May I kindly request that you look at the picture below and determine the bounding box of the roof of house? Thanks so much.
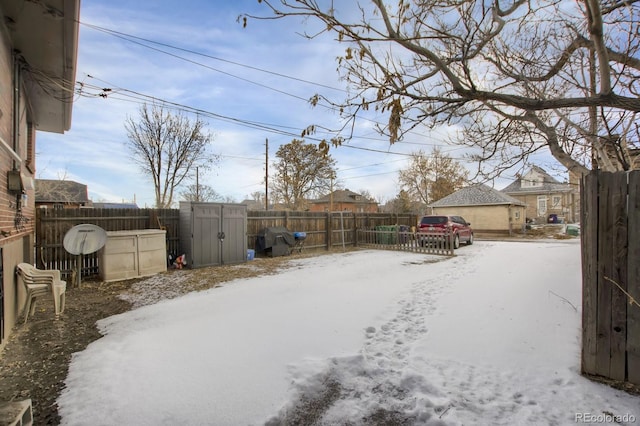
[35,179,88,203]
[501,166,573,193]
[313,189,377,204]
[429,184,526,207]
[3,0,80,133]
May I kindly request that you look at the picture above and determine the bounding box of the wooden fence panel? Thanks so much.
[330,212,354,249]
[284,212,329,251]
[36,208,179,277]
[600,173,628,381]
[246,211,329,251]
[245,211,418,252]
[582,171,640,386]
[627,171,640,384]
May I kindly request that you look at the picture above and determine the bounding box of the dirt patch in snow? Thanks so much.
[0,254,305,425]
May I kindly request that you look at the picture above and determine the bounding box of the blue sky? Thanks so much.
[36,0,563,207]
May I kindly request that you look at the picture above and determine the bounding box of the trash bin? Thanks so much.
[375,225,397,244]
[566,224,580,236]
[399,225,410,243]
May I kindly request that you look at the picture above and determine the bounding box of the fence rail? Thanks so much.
[35,208,419,279]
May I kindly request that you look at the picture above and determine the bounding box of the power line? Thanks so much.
[337,158,407,172]
[341,169,400,180]
[79,21,345,93]
[78,21,336,106]
[78,76,425,159]
[78,21,461,151]
[32,21,472,159]
[81,76,483,165]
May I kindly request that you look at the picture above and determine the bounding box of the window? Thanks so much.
[420,216,447,225]
[537,196,547,215]
[552,196,561,207]
[522,174,542,188]
[514,211,520,220]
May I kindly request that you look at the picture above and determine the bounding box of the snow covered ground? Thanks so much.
[57,240,639,425]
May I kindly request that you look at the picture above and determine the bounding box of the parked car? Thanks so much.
[418,215,474,249]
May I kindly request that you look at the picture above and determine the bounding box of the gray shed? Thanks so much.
[179,202,247,268]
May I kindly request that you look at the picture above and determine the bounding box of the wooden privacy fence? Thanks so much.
[581,170,640,386]
[36,208,180,277]
[246,211,418,251]
[36,208,418,279]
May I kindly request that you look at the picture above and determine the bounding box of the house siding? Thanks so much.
[432,205,526,235]
[309,190,379,213]
[502,168,580,223]
[507,191,577,223]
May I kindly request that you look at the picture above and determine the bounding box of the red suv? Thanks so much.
[418,215,474,249]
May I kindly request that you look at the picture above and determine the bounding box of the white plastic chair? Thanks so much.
[16,263,67,323]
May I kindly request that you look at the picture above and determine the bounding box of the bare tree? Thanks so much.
[245,1,640,177]
[399,148,469,207]
[125,104,218,208]
[248,191,267,209]
[180,184,222,202]
[386,189,421,214]
[272,139,337,210]
[356,188,376,202]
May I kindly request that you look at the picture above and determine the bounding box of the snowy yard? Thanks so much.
[57,240,639,425]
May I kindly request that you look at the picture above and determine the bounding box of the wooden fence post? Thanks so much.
[325,212,331,251]
[581,172,598,376]
[352,212,357,247]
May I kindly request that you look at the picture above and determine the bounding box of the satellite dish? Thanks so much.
[63,224,107,288]
[63,224,107,255]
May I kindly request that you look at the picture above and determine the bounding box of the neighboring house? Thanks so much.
[501,166,579,223]
[308,189,378,213]
[240,199,267,211]
[0,1,80,348]
[35,179,88,209]
[428,184,526,236]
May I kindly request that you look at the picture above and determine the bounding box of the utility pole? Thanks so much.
[265,138,269,210]
[329,175,334,212]
[196,167,199,201]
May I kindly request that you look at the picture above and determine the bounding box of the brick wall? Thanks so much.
[0,27,37,348]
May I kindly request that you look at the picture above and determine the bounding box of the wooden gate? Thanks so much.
[581,170,640,386]
[356,227,455,256]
